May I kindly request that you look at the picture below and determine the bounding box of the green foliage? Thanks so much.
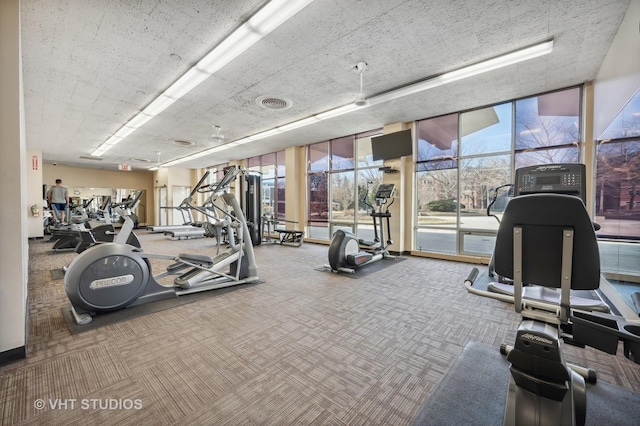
[426,199,465,212]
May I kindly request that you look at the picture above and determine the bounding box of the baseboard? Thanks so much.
[0,346,26,366]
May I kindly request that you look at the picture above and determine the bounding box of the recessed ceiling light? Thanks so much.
[172,139,196,147]
[255,95,293,111]
[130,158,151,162]
[79,155,103,161]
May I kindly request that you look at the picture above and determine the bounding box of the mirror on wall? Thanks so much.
[44,186,147,226]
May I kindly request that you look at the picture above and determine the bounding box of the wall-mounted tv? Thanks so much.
[371,129,413,161]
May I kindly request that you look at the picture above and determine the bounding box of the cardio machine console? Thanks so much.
[515,163,586,204]
[374,184,396,200]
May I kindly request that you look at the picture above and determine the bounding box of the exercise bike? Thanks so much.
[466,164,610,313]
[326,183,396,274]
[465,164,640,425]
[64,166,259,325]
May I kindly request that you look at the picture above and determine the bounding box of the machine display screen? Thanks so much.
[514,163,586,204]
[536,175,560,185]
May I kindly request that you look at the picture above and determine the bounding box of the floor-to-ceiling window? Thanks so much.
[415,86,582,256]
[514,87,581,168]
[246,151,286,220]
[459,103,513,256]
[415,113,459,254]
[308,141,330,239]
[307,130,382,240]
[595,88,640,310]
[276,151,286,220]
[330,136,356,237]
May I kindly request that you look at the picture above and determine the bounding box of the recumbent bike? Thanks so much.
[465,164,640,425]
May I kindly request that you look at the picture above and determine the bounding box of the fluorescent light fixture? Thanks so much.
[249,0,314,35]
[126,112,154,129]
[197,0,313,73]
[441,40,554,84]
[370,40,554,106]
[225,136,256,147]
[251,128,282,139]
[142,94,177,117]
[162,148,223,168]
[197,26,263,74]
[93,0,314,157]
[164,68,212,99]
[113,125,138,139]
[368,76,447,106]
[315,103,361,120]
[151,39,553,169]
[278,116,321,131]
[202,146,229,155]
[92,136,123,156]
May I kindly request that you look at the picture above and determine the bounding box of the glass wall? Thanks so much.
[595,88,640,306]
[514,87,581,168]
[246,151,286,219]
[308,141,330,239]
[415,87,582,256]
[307,130,383,240]
[415,112,459,253]
[276,151,286,219]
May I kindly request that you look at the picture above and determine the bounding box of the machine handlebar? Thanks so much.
[487,184,513,223]
[190,171,211,196]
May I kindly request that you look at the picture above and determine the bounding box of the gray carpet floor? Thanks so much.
[1,231,639,425]
[413,341,640,426]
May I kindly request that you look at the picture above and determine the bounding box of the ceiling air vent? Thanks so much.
[255,95,293,111]
[79,155,103,161]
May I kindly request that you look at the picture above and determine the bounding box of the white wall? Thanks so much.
[593,0,640,137]
[27,150,44,238]
[167,167,195,224]
[0,0,28,357]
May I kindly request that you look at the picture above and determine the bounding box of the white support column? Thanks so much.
[381,122,413,254]
[0,0,28,363]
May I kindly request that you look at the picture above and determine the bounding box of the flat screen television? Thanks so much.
[371,129,413,161]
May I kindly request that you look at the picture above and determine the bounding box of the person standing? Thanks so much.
[47,179,70,223]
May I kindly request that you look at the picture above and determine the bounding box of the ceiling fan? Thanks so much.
[211,125,225,144]
[354,61,369,107]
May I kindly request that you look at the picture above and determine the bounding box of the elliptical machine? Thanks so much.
[326,183,396,274]
[64,166,259,325]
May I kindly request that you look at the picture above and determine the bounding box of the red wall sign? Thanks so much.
[32,155,38,170]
